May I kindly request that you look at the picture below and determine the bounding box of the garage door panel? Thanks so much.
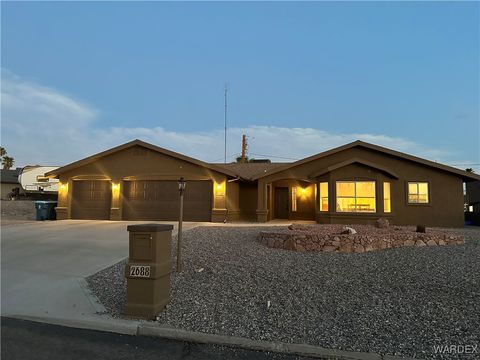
[123,180,212,221]
[72,180,111,220]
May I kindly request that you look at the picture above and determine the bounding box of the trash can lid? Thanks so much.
[127,224,174,232]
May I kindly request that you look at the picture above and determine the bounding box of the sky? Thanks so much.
[1,2,479,171]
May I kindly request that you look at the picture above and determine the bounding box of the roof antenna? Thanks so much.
[224,82,228,164]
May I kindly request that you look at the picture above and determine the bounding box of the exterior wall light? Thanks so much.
[59,183,67,191]
[178,177,186,195]
[112,183,120,190]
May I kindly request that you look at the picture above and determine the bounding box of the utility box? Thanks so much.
[124,224,173,319]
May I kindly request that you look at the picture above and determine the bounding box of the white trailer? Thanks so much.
[18,166,60,194]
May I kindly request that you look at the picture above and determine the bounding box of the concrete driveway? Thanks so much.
[1,220,202,321]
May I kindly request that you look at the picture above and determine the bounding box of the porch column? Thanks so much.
[55,177,71,220]
[212,175,228,222]
[256,179,268,222]
[110,178,121,220]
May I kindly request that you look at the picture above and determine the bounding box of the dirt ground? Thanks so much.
[1,200,37,226]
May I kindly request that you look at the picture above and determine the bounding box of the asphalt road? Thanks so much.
[1,317,314,360]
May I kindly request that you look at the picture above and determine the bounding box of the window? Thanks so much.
[336,181,376,212]
[319,182,329,211]
[383,182,391,213]
[291,187,297,212]
[408,182,429,204]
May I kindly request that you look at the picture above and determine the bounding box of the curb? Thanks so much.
[8,315,419,360]
[138,323,382,360]
[9,315,140,336]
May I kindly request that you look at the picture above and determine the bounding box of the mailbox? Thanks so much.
[124,224,173,319]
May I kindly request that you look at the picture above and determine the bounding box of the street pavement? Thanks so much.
[1,317,312,360]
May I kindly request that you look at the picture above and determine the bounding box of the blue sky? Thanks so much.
[1,2,479,170]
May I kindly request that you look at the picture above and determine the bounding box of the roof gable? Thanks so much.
[45,140,238,178]
[309,158,399,179]
[252,140,480,181]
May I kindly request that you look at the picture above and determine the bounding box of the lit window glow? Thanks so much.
[408,182,429,203]
[336,181,376,213]
[383,182,391,213]
[319,182,329,211]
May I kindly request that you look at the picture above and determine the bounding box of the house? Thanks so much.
[0,168,23,199]
[465,180,480,225]
[45,139,480,227]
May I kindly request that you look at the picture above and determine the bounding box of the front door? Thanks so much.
[274,187,289,219]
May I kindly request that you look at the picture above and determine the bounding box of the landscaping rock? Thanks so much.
[87,226,480,360]
[341,226,357,235]
[375,218,390,228]
[260,224,464,254]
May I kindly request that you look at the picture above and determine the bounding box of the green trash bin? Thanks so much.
[35,201,57,221]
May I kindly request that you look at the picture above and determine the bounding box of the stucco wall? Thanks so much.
[56,145,228,221]
[256,147,466,227]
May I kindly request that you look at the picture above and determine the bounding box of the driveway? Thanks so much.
[1,220,203,321]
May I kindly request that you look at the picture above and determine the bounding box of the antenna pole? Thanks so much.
[224,83,228,164]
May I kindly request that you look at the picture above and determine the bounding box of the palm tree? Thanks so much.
[2,156,14,170]
[0,147,5,157]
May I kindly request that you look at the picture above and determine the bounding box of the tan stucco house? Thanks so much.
[46,139,480,227]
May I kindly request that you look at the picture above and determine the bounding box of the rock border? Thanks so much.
[260,226,464,253]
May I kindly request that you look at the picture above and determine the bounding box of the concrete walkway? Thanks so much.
[1,220,202,321]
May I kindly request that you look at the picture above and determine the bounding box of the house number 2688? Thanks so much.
[129,265,151,278]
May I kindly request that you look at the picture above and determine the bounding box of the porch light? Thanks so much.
[112,183,120,190]
[216,183,222,190]
[59,183,66,191]
[178,177,186,195]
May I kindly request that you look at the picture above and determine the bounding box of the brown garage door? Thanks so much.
[71,180,112,220]
[123,180,212,221]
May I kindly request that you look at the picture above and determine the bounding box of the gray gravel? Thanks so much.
[87,225,480,360]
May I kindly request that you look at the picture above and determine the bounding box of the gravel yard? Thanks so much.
[87,225,480,359]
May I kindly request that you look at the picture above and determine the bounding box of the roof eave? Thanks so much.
[45,139,238,179]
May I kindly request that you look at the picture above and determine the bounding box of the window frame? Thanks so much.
[319,182,329,212]
[383,181,391,213]
[335,180,377,213]
[406,181,430,205]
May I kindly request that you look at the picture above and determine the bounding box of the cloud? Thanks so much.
[1,70,463,169]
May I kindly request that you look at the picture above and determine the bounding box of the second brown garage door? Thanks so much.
[122,180,212,221]
[71,180,112,220]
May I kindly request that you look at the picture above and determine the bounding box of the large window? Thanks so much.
[383,182,391,213]
[319,182,329,211]
[408,182,429,203]
[336,181,376,212]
